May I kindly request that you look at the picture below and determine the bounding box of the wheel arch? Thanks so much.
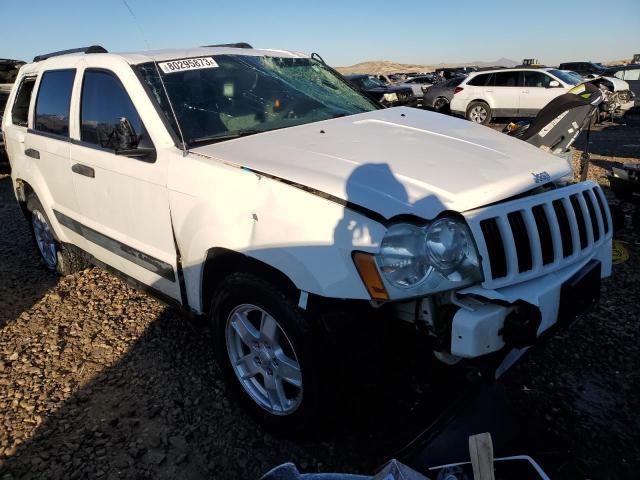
[201,247,300,314]
[467,98,492,111]
[14,178,35,218]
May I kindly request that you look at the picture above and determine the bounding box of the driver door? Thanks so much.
[69,67,180,301]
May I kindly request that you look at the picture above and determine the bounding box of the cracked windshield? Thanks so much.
[137,55,377,146]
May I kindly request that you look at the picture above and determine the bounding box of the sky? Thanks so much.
[1,0,639,66]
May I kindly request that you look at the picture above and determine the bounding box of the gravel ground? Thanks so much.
[0,112,638,479]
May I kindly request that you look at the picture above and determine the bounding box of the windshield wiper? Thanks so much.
[190,129,263,146]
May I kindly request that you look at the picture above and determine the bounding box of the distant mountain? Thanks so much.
[335,58,519,75]
[473,57,519,68]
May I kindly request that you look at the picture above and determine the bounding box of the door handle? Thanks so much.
[72,163,95,178]
[24,148,40,159]
[522,89,530,93]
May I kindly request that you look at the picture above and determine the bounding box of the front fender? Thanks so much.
[169,156,386,312]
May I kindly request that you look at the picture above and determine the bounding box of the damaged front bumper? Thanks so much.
[448,238,611,359]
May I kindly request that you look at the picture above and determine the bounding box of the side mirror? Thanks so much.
[548,80,561,88]
[103,117,156,160]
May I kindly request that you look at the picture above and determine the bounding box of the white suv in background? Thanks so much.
[450,68,581,125]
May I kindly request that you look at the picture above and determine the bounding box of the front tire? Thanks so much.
[211,273,327,433]
[466,101,492,125]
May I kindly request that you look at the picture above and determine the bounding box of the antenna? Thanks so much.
[119,0,189,156]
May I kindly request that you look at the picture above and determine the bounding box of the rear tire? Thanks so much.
[210,273,329,434]
[466,101,492,125]
[434,97,449,112]
[26,194,87,276]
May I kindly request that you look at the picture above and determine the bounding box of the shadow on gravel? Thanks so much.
[0,301,470,480]
[0,176,58,327]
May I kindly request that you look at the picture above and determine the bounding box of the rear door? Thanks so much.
[519,71,566,115]
[20,70,81,219]
[489,71,522,116]
[68,66,180,300]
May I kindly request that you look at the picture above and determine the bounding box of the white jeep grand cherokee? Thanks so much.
[1,45,612,431]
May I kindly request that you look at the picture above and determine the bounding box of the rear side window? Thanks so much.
[80,70,149,149]
[11,77,36,127]
[446,77,465,87]
[35,70,76,137]
[622,69,640,81]
[467,73,494,86]
[494,71,521,87]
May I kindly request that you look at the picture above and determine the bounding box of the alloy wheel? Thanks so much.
[32,209,57,270]
[469,105,488,123]
[225,304,303,415]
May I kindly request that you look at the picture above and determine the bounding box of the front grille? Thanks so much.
[466,183,612,288]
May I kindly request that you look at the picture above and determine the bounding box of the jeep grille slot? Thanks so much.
[480,218,507,279]
[507,211,533,272]
[593,187,609,234]
[583,190,601,242]
[569,194,589,249]
[552,200,574,257]
[532,205,555,265]
[467,183,612,289]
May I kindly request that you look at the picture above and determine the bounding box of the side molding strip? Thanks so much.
[53,210,176,282]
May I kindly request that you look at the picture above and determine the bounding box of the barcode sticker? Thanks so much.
[158,57,218,74]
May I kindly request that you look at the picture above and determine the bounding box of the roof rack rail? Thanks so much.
[202,42,253,49]
[33,45,108,63]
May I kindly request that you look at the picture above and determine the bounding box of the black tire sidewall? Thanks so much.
[210,273,325,433]
[434,97,449,112]
[467,101,491,125]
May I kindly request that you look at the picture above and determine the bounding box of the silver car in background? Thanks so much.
[422,76,466,112]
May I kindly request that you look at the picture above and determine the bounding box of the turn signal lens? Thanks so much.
[353,252,389,301]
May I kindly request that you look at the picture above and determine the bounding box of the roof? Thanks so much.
[116,47,309,65]
[468,67,556,76]
[605,64,640,71]
[26,46,309,67]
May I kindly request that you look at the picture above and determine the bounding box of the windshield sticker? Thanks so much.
[158,57,218,74]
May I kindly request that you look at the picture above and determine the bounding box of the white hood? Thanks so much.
[192,107,572,220]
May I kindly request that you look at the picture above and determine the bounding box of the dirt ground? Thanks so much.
[0,112,639,479]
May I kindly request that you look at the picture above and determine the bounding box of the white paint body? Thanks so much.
[1,47,612,363]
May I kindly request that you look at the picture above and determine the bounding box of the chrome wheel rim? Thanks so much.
[225,304,303,415]
[32,209,57,270]
[469,105,488,123]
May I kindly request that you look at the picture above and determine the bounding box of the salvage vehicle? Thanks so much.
[2,45,613,431]
[605,64,640,107]
[422,76,466,112]
[450,68,582,124]
[396,75,433,101]
[344,74,415,106]
[558,61,607,78]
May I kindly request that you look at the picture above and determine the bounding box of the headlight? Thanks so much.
[383,92,398,103]
[377,218,482,293]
